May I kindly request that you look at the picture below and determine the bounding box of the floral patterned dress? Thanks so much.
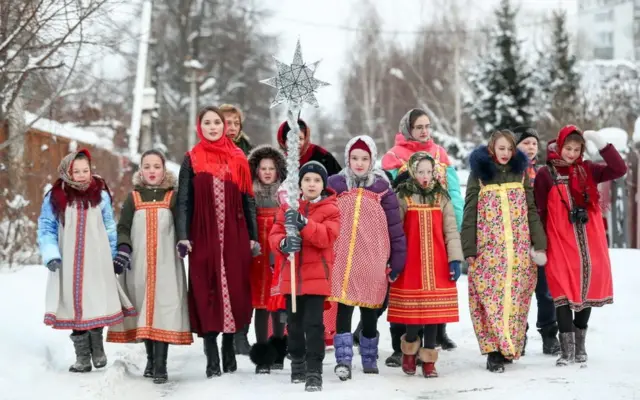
[467,180,536,359]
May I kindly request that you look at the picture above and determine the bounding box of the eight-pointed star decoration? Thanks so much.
[260,39,330,109]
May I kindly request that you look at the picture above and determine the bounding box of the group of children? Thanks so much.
[37,105,626,392]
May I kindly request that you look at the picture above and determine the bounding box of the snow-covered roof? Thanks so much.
[25,112,114,151]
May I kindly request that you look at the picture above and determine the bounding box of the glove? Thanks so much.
[113,245,132,275]
[46,259,62,272]
[449,261,461,282]
[280,234,302,254]
[530,248,547,266]
[387,267,399,283]
[251,241,262,257]
[284,209,307,231]
[583,130,608,152]
[176,240,192,259]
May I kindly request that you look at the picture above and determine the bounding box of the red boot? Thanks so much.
[400,335,420,375]
[419,348,439,378]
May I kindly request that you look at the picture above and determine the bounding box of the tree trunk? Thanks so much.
[6,96,26,195]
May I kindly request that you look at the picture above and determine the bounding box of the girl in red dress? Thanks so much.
[247,145,288,374]
[388,152,463,378]
[534,126,627,366]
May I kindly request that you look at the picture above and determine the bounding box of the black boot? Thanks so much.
[539,324,561,355]
[385,324,404,367]
[305,371,323,392]
[143,340,154,378]
[222,333,237,373]
[269,335,287,370]
[233,324,251,356]
[249,342,277,374]
[203,335,221,378]
[69,331,92,373]
[153,341,169,384]
[290,358,306,383]
[436,324,456,350]
[522,323,529,356]
[486,352,505,373]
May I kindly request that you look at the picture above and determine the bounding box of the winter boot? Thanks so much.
[249,342,277,374]
[435,324,457,350]
[290,358,306,384]
[143,340,154,378]
[538,324,561,355]
[233,324,251,356]
[221,333,237,373]
[574,326,588,363]
[486,352,505,373]
[556,332,575,367]
[69,332,92,373]
[203,335,221,378]
[385,324,404,367]
[400,334,421,376]
[305,371,323,392]
[88,327,107,368]
[269,335,287,370]
[153,341,169,384]
[522,323,529,356]
[359,333,379,374]
[418,348,439,378]
[333,332,353,381]
[352,321,363,347]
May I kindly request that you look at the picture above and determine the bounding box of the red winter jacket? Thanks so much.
[269,189,341,296]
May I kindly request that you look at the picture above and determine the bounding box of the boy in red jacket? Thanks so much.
[270,161,341,392]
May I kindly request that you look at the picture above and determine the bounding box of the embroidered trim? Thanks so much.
[73,204,88,321]
[44,306,137,330]
[553,296,613,311]
[106,327,193,345]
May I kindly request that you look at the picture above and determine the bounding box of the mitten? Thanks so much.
[113,245,131,275]
[387,267,399,283]
[583,130,608,151]
[177,240,192,259]
[280,234,302,254]
[251,241,262,257]
[284,209,307,231]
[449,261,461,282]
[46,259,62,272]
[530,248,547,266]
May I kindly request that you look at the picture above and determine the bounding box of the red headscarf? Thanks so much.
[546,125,599,209]
[188,111,253,195]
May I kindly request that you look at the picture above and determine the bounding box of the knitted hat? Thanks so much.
[348,138,371,157]
[299,161,328,189]
[513,126,540,145]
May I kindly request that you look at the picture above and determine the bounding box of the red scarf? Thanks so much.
[188,121,253,195]
[546,125,599,210]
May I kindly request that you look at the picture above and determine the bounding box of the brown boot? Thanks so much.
[556,332,575,366]
[574,327,588,363]
[400,334,420,376]
[418,348,439,377]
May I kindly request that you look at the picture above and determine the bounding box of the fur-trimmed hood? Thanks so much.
[133,169,178,189]
[469,145,529,182]
[248,144,287,182]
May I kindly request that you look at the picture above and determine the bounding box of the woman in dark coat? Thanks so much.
[176,106,258,378]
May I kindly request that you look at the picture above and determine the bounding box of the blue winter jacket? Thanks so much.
[37,190,117,265]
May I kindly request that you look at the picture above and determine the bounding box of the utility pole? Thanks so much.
[452,0,462,140]
[185,2,206,150]
[130,0,153,159]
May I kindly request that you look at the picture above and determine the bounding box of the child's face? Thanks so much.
[141,154,165,186]
[494,137,513,165]
[561,140,582,164]
[224,113,241,139]
[301,172,323,200]
[349,149,371,177]
[71,159,91,184]
[258,158,277,184]
[517,137,538,160]
[200,111,225,141]
[414,159,434,187]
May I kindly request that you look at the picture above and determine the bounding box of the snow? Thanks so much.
[596,128,629,153]
[183,59,204,70]
[25,112,114,151]
[40,144,48,151]
[6,195,29,209]
[4,249,639,399]
[633,117,640,143]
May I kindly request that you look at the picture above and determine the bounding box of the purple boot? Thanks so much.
[359,333,379,374]
[333,333,353,381]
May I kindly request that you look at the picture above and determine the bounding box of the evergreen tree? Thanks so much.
[464,0,534,138]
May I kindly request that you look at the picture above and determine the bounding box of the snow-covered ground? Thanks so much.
[2,250,639,400]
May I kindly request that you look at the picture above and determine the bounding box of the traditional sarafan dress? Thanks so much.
[37,149,136,373]
[176,115,257,376]
[106,170,192,345]
[327,135,407,377]
[461,144,546,370]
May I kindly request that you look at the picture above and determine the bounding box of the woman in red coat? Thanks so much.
[175,106,258,378]
[269,161,341,392]
[534,126,626,367]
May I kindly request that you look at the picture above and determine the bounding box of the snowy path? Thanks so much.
[1,250,639,400]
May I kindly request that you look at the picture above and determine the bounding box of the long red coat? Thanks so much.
[269,190,341,297]
[251,207,278,309]
[535,143,627,311]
